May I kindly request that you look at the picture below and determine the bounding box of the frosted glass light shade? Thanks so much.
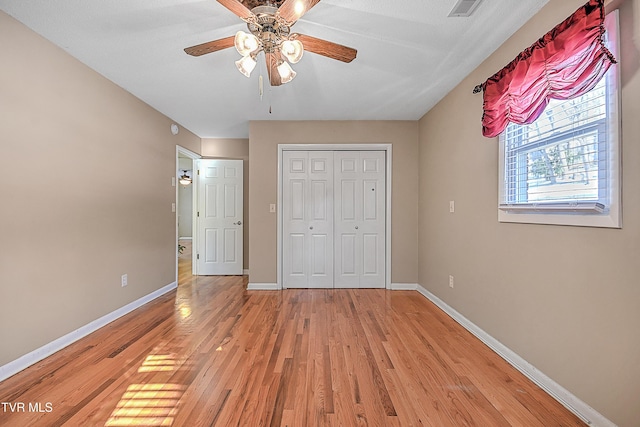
[281,39,304,64]
[277,61,296,84]
[234,31,260,56]
[236,54,257,77]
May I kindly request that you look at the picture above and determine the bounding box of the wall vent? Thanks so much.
[448,0,483,17]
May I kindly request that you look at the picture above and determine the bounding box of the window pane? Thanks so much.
[525,131,599,203]
[503,79,606,205]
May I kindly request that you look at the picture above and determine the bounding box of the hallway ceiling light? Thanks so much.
[179,170,192,186]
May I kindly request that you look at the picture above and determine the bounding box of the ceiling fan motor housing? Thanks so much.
[247,5,291,53]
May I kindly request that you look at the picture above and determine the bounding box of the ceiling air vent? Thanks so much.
[448,0,483,17]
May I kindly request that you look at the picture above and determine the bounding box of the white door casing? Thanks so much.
[334,151,386,288]
[282,151,334,288]
[196,159,243,275]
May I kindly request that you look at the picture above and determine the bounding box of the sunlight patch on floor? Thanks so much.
[137,354,181,373]
[104,383,185,427]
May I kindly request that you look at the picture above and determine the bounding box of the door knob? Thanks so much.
[355,226,359,229]
[309,226,314,230]
[235,221,242,225]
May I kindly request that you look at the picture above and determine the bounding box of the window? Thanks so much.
[498,11,620,228]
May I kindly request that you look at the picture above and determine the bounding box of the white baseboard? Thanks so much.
[415,284,615,427]
[178,237,192,241]
[243,269,249,276]
[390,283,418,290]
[247,282,280,290]
[0,281,177,383]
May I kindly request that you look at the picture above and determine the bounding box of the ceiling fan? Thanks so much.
[184,0,357,86]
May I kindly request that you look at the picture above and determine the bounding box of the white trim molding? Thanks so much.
[247,283,279,290]
[0,282,177,383]
[390,283,419,291]
[243,269,249,276]
[415,284,615,427]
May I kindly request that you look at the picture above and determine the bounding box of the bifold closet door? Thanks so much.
[334,151,386,288]
[282,151,334,288]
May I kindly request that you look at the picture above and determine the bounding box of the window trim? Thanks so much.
[497,10,621,228]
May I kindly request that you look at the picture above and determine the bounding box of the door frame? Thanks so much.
[277,144,392,290]
[176,145,201,281]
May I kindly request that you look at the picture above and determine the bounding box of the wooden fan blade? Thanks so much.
[217,0,254,20]
[184,36,235,56]
[296,34,357,63]
[265,52,282,86]
[278,0,321,23]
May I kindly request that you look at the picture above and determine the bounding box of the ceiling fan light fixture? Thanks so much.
[281,39,304,64]
[277,60,296,84]
[234,31,260,56]
[235,54,257,77]
[184,0,358,87]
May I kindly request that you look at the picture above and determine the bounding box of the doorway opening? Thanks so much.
[176,145,201,284]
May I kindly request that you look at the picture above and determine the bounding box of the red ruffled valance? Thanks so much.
[479,0,616,138]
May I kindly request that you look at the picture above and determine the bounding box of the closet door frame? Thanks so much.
[277,144,392,290]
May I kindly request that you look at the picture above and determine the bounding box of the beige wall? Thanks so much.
[3,0,638,423]
[417,1,640,425]
[248,121,419,285]
[0,12,201,366]
[200,138,250,270]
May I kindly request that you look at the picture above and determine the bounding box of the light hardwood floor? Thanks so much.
[0,242,585,426]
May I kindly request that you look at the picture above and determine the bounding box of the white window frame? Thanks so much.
[498,10,621,228]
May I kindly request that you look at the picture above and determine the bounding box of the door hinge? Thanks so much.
[197,254,200,260]
[197,169,200,175]
[197,211,200,217]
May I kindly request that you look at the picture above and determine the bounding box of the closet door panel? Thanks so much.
[307,151,334,287]
[334,151,386,288]
[282,150,333,288]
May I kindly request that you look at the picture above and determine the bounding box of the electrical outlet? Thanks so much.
[121,274,128,287]
[449,275,454,288]
[269,203,276,213]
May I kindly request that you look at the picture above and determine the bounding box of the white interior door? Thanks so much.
[334,151,386,288]
[282,151,334,288]
[196,159,243,275]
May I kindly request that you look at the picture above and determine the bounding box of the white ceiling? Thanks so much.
[1,0,549,138]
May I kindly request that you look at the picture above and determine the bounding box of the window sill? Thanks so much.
[497,205,621,228]
[499,201,605,214]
